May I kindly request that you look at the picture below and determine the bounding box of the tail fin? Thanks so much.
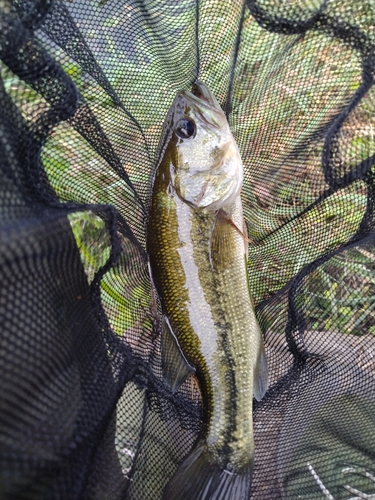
[162,442,252,500]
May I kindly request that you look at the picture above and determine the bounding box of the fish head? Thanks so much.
[165,82,243,212]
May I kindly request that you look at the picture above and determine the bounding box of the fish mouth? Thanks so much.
[179,81,224,129]
[184,81,220,110]
[191,81,217,104]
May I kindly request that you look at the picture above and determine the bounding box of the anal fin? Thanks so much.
[253,338,269,401]
[161,316,195,393]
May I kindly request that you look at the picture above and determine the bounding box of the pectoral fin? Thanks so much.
[209,212,232,271]
[161,316,195,393]
[243,219,249,261]
[253,337,269,401]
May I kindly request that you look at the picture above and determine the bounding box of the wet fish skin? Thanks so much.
[147,82,268,499]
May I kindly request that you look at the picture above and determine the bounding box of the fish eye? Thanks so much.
[175,119,196,139]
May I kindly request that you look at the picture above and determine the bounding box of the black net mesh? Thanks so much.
[1,0,375,498]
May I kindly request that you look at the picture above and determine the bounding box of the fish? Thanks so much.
[146,81,268,500]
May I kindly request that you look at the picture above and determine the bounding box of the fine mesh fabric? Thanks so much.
[1,0,375,499]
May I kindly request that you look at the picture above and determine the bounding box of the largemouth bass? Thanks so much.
[147,82,268,500]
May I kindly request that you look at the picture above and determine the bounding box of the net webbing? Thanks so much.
[1,0,375,499]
